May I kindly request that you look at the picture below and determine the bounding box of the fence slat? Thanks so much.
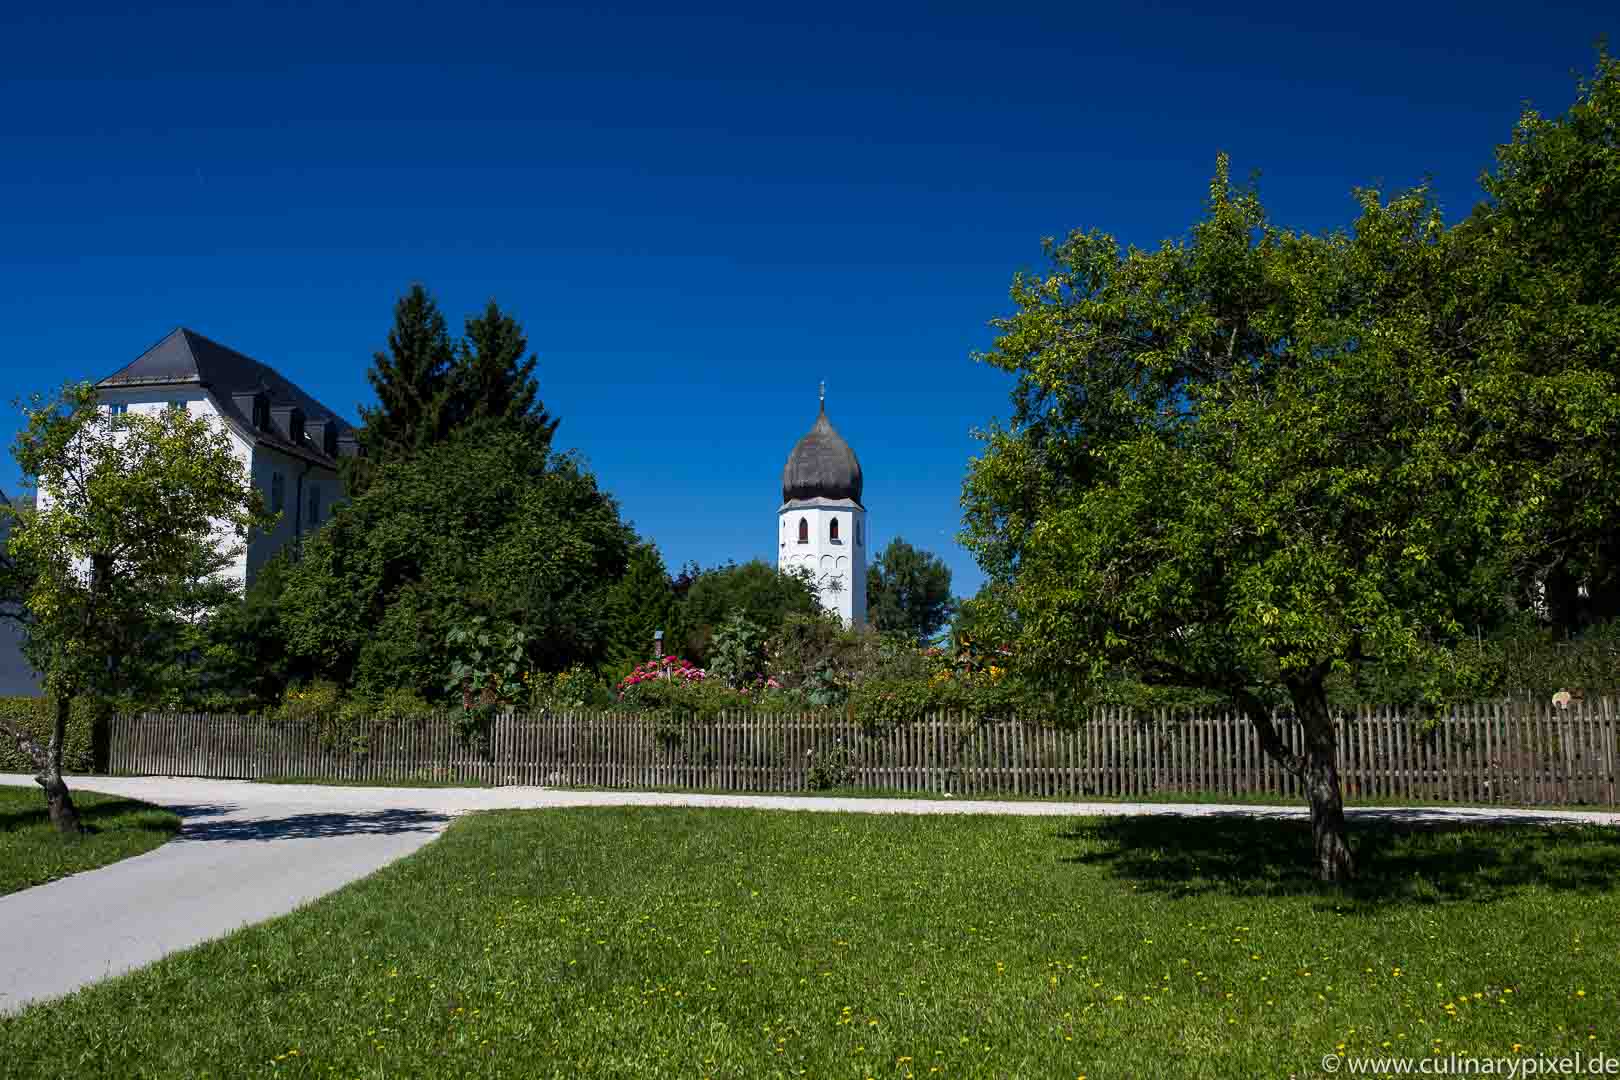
[99,702,1615,808]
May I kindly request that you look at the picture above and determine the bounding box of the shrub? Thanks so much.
[528,665,611,710]
[0,696,99,774]
[275,680,343,723]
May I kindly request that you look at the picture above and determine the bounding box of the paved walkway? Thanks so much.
[2,774,1617,1014]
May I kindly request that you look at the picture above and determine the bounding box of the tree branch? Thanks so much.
[1228,683,1309,779]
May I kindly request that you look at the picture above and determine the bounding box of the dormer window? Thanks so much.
[829,518,840,542]
[797,517,809,544]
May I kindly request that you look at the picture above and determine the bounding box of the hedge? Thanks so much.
[0,696,98,774]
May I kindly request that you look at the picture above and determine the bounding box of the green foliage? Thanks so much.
[1459,51,1620,630]
[0,696,98,773]
[3,383,270,786]
[761,613,932,710]
[348,284,456,494]
[278,430,633,700]
[956,56,1620,878]
[365,686,435,724]
[526,665,611,710]
[705,613,768,688]
[804,742,857,789]
[962,156,1509,714]
[275,680,343,723]
[603,542,676,664]
[866,537,956,644]
[184,553,299,707]
[448,299,560,449]
[444,616,528,711]
[350,286,557,495]
[668,560,820,667]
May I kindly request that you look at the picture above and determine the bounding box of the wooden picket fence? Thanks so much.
[107,699,1620,805]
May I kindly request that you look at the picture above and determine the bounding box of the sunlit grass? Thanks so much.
[2,808,1615,1078]
[0,786,179,897]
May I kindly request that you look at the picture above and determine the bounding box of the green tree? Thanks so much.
[604,541,677,664]
[449,299,560,450]
[669,560,820,667]
[961,156,1522,881]
[349,284,457,493]
[866,537,956,644]
[1,384,268,831]
[279,430,633,697]
[188,553,301,707]
[1454,52,1620,630]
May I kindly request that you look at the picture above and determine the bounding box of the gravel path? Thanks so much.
[2,773,1616,1014]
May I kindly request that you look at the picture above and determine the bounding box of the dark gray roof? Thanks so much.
[97,328,355,468]
[782,400,863,505]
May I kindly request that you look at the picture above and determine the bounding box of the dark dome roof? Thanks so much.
[782,401,862,504]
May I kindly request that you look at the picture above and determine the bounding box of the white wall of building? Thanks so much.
[777,500,867,626]
[36,387,339,591]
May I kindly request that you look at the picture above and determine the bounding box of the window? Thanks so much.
[797,517,809,544]
[108,403,128,416]
[270,472,285,515]
[829,518,840,542]
[306,486,321,530]
[855,520,862,546]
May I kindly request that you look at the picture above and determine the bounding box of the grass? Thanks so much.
[553,780,1620,813]
[0,785,180,897]
[3,808,1616,1078]
[238,774,1620,813]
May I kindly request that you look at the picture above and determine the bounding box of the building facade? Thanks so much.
[37,327,358,588]
[778,389,867,626]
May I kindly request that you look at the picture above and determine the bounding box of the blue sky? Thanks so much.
[2,1,1613,599]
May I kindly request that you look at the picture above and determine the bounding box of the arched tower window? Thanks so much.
[829,518,840,541]
[797,517,809,544]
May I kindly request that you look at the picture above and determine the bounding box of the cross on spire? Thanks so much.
[819,380,826,405]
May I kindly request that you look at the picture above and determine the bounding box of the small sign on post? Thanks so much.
[653,628,663,659]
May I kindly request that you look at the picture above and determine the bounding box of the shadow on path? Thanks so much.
[165,804,451,843]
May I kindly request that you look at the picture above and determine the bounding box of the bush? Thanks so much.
[0,696,99,774]
[275,680,343,723]
[527,666,611,710]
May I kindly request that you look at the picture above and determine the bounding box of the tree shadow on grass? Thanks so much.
[1057,814,1620,909]
[166,804,451,842]
[0,797,176,836]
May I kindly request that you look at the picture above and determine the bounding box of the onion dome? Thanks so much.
[782,388,863,504]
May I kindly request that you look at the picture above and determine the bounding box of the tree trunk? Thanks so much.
[1291,677,1354,883]
[40,691,80,835]
[1233,677,1354,883]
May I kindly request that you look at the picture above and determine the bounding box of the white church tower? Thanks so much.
[779,384,867,626]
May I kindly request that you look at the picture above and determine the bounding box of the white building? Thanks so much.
[45,327,358,588]
[778,388,867,626]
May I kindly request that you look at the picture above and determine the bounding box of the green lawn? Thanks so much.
[0,785,180,897]
[2,808,1615,1078]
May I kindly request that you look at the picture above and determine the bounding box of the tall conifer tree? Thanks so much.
[450,299,559,450]
[349,285,456,493]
